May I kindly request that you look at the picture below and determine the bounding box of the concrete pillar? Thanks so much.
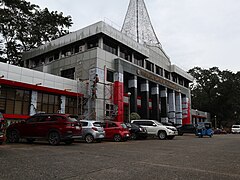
[113,59,124,122]
[128,75,138,113]
[168,90,176,124]
[160,87,168,123]
[151,84,160,121]
[140,80,149,119]
[176,92,183,125]
[30,91,38,116]
[98,37,104,49]
[60,95,66,114]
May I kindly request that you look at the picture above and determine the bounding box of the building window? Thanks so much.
[0,86,30,115]
[172,74,178,83]
[165,70,170,80]
[156,65,163,76]
[37,92,60,113]
[87,38,99,49]
[107,70,114,82]
[120,46,132,62]
[134,53,144,67]
[62,47,72,58]
[61,68,75,80]
[106,104,114,117]
[146,60,154,72]
[65,96,82,115]
[103,38,118,55]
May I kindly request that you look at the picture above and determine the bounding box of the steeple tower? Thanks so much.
[121,0,162,47]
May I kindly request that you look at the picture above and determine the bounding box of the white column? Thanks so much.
[176,92,183,125]
[30,91,38,116]
[60,96,66,114]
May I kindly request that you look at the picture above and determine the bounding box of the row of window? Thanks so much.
[0,86,82,115]
[26,35,189,87]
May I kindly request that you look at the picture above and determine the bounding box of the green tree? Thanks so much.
[130,112,141,120]
[0,0,72,65]
[188,67,240,127]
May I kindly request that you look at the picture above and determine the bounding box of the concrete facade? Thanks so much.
[22,21,193,124]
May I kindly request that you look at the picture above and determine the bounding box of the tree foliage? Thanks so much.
[188,67,240,127]
[0,0,72,65]
[130,112,141,120]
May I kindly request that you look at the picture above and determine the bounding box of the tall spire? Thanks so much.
[121,0,162,47]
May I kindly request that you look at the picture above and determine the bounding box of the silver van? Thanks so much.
[80,120,105,143]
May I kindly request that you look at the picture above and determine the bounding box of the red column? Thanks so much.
[182,97,191,125]
[113,73,124,122]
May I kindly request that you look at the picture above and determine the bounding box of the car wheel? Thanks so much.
[167,136,175,140]
[113,134,122,142]
[26,138,35,144]
[7,130,20,143]
[85,134,94,143]
[158,131,167,140]
[64,139,74,145]
[131,133,137,140]
[48,131,60,145]
[178,132,183,136]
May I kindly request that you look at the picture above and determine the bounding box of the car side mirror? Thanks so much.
[153,124,157,127]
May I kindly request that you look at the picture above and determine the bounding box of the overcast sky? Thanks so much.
[29,0,240,72]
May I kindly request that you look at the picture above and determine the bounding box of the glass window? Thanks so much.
[108,122,117,128]
[0,88,7,98]
[15,90,24,101]
[61,68,75,80]
[14,101,22,114]
[81,121,88,127]
[107,70,114,82]
[7,89,15,100]
[93,122,102,127]
[6,100,14,114]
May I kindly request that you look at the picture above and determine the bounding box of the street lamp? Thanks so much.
[127,92,131,123]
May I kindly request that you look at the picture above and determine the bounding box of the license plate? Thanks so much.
[75,126,80,130]
[99,134,104,138]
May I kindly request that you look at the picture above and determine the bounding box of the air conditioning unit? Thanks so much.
[79,45,85,52]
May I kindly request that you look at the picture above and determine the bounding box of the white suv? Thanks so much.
[231,125,240,134]
[131,120,178,140]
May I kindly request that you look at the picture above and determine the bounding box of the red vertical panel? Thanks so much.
[182,100,191,125]
[113,81,124,122]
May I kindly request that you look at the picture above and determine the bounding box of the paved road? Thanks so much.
[0,134,240,180]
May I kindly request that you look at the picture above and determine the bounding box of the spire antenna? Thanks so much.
[121,0,162,47]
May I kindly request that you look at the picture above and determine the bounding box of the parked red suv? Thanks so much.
[6,114,82,145]
[102,121,130,142]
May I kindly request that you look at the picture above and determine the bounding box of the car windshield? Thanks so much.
[232,125,240,128]
[93,122,102,127]
[121,123,128,129]
[68,116,78,122]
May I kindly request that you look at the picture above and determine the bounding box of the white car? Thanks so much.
[131,119,178,140]
[231,125,240,134]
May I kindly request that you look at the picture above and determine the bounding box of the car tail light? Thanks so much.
[92,127,98,131]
